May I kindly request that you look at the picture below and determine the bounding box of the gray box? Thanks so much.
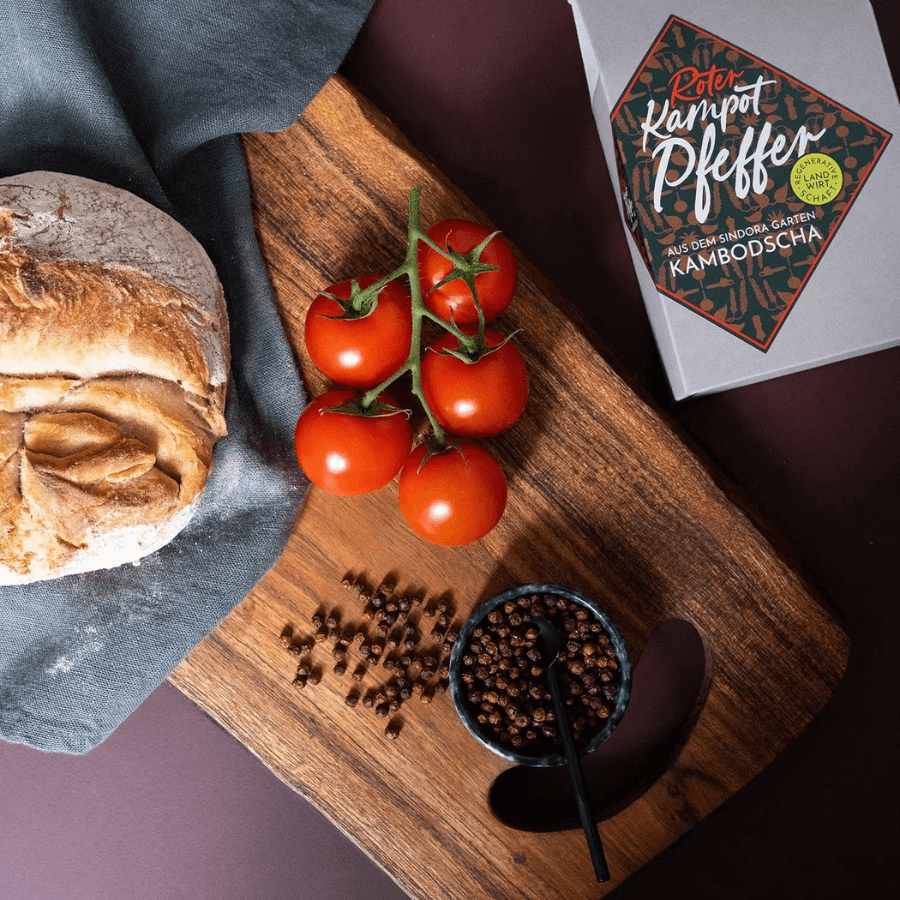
[569,0,900,399]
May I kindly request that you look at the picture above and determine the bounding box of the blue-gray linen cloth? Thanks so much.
[0,0,374,753]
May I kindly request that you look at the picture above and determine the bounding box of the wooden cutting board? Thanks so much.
[169,76,848,899]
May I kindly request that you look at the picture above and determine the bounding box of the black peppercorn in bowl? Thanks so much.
[449,583,632,767]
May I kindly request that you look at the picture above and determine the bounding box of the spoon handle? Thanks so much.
[547,663,610,883]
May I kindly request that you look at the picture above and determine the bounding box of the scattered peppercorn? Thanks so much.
[280,574,460,736]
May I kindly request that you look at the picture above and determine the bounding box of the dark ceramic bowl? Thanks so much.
[449,583,632,767]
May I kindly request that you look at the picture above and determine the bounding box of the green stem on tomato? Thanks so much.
[419,307,480,352]
[358,186,490,444]
[347,262,409,315]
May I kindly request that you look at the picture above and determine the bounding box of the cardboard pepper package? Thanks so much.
[568,0,900,398]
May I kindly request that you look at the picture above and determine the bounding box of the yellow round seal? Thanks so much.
[790,153,843,205]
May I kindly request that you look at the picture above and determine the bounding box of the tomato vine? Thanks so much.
[296,186,525,545]
[334,187,502,445]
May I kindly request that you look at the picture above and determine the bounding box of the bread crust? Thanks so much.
[1,172,230,584]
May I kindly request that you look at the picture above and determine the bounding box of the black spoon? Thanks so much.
[535,616,610,883]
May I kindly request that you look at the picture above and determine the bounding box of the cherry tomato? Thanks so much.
[418,219,516,325]
[421,327,528,437]
[398,441,507,545]
[294,389,412,496]
[304,275,412,388]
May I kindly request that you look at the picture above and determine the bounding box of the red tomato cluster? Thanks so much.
[294,216,527,546]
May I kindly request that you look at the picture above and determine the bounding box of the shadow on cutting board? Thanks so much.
[489,617,710,831]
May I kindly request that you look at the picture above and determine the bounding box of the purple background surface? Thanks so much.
[0,680,408,898]
[2,1,897,898]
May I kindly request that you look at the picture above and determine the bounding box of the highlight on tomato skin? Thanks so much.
[293,389,413,496]
[398,441,507,546]
[418,219,517,326]
[304,275,413,389]
[421,327,528,438]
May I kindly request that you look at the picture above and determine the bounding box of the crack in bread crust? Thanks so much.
[0,374,221,582]
[0,250,219,399]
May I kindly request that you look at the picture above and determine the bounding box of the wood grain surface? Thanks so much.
[169,76,849,899]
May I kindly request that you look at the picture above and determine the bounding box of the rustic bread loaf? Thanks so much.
[0,171,230,585]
